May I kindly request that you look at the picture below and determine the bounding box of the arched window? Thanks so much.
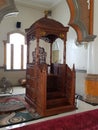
[4,31,27,70]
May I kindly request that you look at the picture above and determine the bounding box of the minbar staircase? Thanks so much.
[47,91,73,106]
[42,90,75,116]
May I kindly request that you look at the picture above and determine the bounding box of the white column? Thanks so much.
[87,0,98,74]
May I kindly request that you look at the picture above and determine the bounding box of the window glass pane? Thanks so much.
[6,43,11,69]
[23,45,27,69]
[10,33,25,45]
[13,44,21,69]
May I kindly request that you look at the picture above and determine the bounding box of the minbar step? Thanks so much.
[45,105,76,116]
[47,97,70,109]
[47,91,65,99]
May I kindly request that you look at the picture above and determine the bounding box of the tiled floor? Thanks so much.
[0,87,98,130]
[0,86,25,97]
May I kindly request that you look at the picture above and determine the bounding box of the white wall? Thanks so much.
[16,0,87,71]
[87,0,98,74]
[51,0,98,96]
[0,1,88,70]
[0,5,44,66]
[0,4,44,85]
[52,0,88,70]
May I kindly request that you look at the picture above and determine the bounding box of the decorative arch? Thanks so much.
[7,30,26,44]
[0,0,18,22]
[66,0,96,43]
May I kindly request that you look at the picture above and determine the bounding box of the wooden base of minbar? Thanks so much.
[85,74,98,103]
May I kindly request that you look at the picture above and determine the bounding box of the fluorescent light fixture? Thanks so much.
[5,11,19,17]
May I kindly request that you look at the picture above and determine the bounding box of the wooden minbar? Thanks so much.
[25,15,76,116]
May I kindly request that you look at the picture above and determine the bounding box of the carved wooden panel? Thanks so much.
[32,47,47,64]
[66,0,96,43]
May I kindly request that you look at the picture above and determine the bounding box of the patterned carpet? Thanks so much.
[0,94,41,128]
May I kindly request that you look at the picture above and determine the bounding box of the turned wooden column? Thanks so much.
[50,43,52,64]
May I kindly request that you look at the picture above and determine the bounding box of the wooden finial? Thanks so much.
[44,10,48,18]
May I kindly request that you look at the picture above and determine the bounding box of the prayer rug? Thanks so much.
[0,94,41,128]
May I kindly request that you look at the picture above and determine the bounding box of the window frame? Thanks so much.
[4,30,27,71]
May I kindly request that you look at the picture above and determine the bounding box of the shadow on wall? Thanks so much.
[76,70,87,98]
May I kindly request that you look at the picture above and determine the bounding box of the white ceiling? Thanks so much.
[14,0,62,10]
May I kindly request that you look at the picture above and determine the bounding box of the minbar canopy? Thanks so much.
[25,16,69,44]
